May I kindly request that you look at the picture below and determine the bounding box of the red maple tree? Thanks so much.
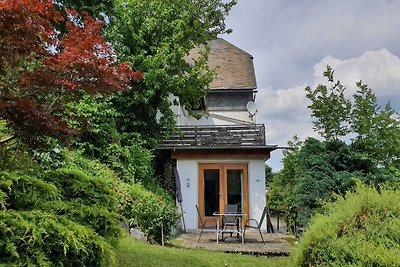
[0,0,142,144]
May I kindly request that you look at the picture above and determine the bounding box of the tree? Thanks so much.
[305,66,352,141]
[0,0,141,145]
[267,137,383,232]
[351,82,400,169]
[106,0,236,142]
[265,164,274,187]
[306,66,400,171]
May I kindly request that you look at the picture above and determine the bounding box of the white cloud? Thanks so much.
[256,48,400,171]
[222,1,400,171]
[224,0,400,90]
[314,49,400,100]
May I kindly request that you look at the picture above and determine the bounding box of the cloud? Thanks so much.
[314,49,400,102]
[224,0,400,90]
[256,48,400,171]
[222,1,400,171]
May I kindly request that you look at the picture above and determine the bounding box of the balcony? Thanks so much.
[158,124,266,149]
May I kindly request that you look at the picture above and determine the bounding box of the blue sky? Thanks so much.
[221,0,400,171]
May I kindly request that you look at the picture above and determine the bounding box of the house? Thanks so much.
[157,38,277,231]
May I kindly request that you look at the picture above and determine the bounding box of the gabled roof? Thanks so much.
[187,38,257,90]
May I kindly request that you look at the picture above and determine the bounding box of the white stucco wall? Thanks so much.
[168,95,254,126]
[177,159,267,231]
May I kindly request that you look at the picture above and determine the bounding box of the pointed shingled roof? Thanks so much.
[187,38,257,90]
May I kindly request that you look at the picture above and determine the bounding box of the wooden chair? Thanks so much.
[243,206,268,244]
[195,205,217,243]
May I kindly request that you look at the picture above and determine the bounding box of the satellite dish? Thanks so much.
[246,101,257,116]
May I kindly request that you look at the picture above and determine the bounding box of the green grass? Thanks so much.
[116,237,291,267]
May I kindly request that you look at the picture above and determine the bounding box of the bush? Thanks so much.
[0,156,123,265]
[0,171,59,211]
[0,210,115,266]
[126,183,179,243]
[43,168,122,243]
[44,168,118,209]
[292,182,400,266]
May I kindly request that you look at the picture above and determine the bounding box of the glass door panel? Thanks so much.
[227,169,243,213]
[198,163,249,228]
[203,169,220,216]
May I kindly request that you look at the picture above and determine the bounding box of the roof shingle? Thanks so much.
[187,38,257,90]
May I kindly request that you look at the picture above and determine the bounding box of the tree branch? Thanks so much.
[0,135,15,145]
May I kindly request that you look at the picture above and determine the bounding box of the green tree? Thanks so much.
[265,164,274,187]
[57,0,236,185]
[268,138,380,232]
[351,82,400,170]
[306,66,400,171]
[107,0,236,141]
[305,66,352,141]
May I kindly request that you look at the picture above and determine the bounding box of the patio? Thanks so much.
[172,231,295,256]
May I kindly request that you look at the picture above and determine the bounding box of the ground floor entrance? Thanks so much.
[197,163,249,227]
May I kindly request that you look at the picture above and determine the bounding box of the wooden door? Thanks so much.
[198,163,249,227]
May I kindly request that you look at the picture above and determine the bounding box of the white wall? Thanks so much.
[248,160,267,230]
[177,159,267,231]
[168,95,255,126]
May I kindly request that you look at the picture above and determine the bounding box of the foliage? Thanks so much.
[126,183,179,243]
[267,138,391,232]
[0,171,59,211]
[273,67,400,232]
[44,168,118,208]
[104,0,236,139]
[0,210,116,267]
[350,82,400,170]
[265,164,275,187]
[63,94,155,183]
[305,66,351,141]
[292,182,400,266]
[0,148,124,265]
[0,0,140,145]
[305,66,400,170]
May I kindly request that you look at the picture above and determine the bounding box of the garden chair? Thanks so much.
[243,206,268,244]
[195,205,217,243]
[222,204,240,239]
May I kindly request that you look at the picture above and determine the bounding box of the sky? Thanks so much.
[221,0,400,171]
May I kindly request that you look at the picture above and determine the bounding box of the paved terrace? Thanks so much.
[172,231,296,257]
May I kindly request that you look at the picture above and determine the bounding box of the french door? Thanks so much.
[198,163,249,227]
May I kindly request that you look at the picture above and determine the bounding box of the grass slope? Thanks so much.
[116,237,290,267]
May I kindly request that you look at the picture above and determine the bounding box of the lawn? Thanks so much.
[116,237,291,267]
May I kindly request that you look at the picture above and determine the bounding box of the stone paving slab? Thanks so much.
[172,232,295,256]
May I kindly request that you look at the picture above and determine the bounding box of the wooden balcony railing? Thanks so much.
[158,124,266,149]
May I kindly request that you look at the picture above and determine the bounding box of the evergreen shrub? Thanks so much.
[0,210,115,266]
[293,182,400,266]
[43,168,122,243]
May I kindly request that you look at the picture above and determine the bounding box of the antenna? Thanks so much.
[246,101,257,118]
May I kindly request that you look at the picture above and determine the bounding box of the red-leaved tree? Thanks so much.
[0,0,142,144]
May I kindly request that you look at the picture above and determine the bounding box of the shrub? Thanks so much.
[0,210,115,267]
[126,183,179,243]
[43,168,122,242]
[0,171,59,210]
[44,168,118,209]
[292,182,400,266]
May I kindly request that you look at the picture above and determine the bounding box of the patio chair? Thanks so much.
[222,204,240,239]
[196,205,217,243]
[243,206,268,244]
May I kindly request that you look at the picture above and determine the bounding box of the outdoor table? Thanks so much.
[213,211,245,244]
